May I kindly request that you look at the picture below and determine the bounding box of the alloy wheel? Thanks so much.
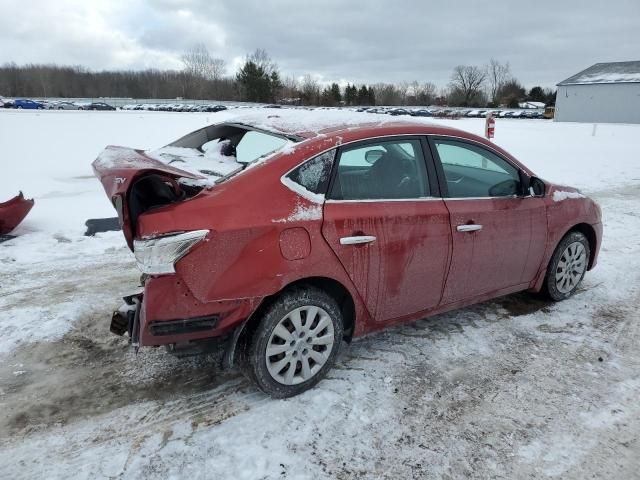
[265,305,335,385]
[555,241,587,294]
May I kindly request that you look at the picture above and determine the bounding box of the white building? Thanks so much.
[555,61,640,124]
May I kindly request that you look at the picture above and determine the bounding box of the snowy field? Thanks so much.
[1,109,640,479]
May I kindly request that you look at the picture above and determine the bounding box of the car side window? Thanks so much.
[329,139,430,200]
[434,140,521,198]
[286,149,336,195]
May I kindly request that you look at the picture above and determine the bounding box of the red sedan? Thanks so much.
[93,117,602,397]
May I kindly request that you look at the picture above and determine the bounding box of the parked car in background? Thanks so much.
[409,109,432,117]
[88,102,116,111]
[14,99,44,109]
[48,101,80,110]
[93,115,602,398]
[387,108,411,116]
[206,104,228,112]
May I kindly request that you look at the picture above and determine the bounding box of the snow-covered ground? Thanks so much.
[1,109,640,479]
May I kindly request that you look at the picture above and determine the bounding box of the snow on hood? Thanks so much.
[553,190,586,202]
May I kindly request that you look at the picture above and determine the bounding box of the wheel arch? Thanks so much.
[565,222,597,270]
[226,276,356,369]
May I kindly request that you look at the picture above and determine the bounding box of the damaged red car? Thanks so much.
[93,116,602,397]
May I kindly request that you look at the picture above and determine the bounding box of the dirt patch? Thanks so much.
[0,313,245,437]
[498,292,553,317]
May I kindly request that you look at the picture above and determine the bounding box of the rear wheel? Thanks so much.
[243,286,343,398]
[543,231,590,301]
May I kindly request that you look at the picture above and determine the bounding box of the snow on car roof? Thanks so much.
[228,109,446,139]
[558,61,640,85]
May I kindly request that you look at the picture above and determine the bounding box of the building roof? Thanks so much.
[558,61,640,86]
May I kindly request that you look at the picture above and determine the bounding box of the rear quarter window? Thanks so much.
[286,149,336,196]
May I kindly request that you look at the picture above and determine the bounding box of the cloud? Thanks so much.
[0,0,638,88]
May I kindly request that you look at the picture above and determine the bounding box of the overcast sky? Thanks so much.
[1,0,638,89]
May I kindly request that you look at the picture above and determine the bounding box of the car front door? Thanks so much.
[428,137,547,304]
[322,137,451,323]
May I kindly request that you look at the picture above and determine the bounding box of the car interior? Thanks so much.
[434,141,522,198]
[330,141,429,200]
[169,123,293,164]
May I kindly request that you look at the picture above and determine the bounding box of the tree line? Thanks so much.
[0,46,555,107]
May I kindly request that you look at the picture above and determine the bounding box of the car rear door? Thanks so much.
[321,137,451,323]
[428,137,547,303]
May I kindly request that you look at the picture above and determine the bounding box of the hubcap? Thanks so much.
[555,241,587,294]
[265,305,334,385]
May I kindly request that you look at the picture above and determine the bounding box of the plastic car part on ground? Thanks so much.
[0,191,34,234]
[84,217,121,236]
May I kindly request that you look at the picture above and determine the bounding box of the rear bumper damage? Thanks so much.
[0,191,34,234]
[110,275,262,363]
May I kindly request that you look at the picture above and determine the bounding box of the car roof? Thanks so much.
[229,111,466,141]
[227,112,528,174]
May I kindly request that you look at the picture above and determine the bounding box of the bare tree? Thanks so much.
[209,58,226,81]
[449,65,487,106]
[396,81,410,105]
[486,58,510,104]
[182,43,211,78]
[300,74,320,105]
[407,81,437,105]
[281,75,300,101]
[247,48,278,77]
[372,83,401,105]
[181,43,226,98]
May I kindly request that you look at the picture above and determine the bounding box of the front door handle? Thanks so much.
[340,235,377,245]
[457,224,483,232]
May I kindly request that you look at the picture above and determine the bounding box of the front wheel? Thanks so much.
[543,231,590,301]
[243,286,343,398]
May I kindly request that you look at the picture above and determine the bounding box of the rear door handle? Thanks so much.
[340,235,377,245]
[457,224,483,232]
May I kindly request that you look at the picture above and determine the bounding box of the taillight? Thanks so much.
[132,230,209,275]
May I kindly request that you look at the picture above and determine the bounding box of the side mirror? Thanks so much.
[528,176,546,197]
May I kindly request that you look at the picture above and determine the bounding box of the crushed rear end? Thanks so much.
[92,123,295,360]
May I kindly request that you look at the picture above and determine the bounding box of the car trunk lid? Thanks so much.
[92,145,208,248]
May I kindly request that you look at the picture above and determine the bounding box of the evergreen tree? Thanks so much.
[357,85,369,105]
[528,86,545,102]
[344,83,357,106]
[236,49,282,103]
[367,86,376,106]
[330,82,342,104]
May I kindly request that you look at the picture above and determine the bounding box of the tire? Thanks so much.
[543,231,590,301]
[242,285,343,398]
